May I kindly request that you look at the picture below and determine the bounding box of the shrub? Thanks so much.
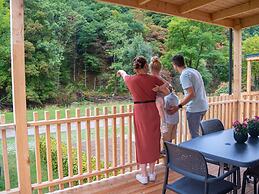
[39,136,108,182]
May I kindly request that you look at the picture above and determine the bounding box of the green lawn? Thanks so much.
[1,100,132,124]
[0,149,50,192]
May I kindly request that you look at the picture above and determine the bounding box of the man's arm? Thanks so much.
[167,86,195,114]
[179,87,195,106]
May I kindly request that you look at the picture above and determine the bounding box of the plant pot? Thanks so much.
[234,132,248,143]
[248,127,259,138]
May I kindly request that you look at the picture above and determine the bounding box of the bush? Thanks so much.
[39,136,107,182]
[214,82,229,96]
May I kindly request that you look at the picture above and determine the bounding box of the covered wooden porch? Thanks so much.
[1,0,259,194]
[51,164,256,194]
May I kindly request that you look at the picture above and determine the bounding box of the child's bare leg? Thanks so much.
[155,97,166,125]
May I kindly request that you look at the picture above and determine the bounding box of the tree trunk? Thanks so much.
[94,77,96,90]
[84,64,87,87]
[73,35,77,82]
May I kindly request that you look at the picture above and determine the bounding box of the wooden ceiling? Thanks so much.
[98,0,259,29]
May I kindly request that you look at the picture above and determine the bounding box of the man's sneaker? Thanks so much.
[148,173,156,182]
[136,174,148,184]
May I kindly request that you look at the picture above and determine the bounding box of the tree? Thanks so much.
[24,0,66,105]
[0,0,11,107]
[163,18,229,93]
[106,34,153,94]
[243,26,259,40]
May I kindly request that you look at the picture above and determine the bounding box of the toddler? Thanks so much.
[150,56,169,133]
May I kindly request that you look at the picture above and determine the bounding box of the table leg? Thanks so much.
[219,162,225,176]
[225,164,239,194]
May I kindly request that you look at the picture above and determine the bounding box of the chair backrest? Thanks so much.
[200,119,225,135]
[164,142,208,181]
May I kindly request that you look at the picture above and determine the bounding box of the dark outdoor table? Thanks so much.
[180,129,259,168]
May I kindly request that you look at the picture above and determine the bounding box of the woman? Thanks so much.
[117,56,168,184]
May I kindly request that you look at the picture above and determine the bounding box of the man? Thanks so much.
[168,54,208,138]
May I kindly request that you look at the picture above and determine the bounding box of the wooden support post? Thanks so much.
[10,0,32,193]
[247,60,252,93]
[233,28,242,120]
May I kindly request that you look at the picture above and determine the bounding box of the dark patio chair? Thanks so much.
[242,165,259,194]
[200,119,226,167]
[200,119,241,188]
[200,118,224,135]
[163,142,238,194]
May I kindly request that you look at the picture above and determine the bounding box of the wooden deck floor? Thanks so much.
[51,164,255,194]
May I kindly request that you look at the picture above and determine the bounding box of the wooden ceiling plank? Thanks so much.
[241,13,259,28]
[138,0,152,5]
[212,0,259,21]
[98,0,234,28]
[179,0,217,14]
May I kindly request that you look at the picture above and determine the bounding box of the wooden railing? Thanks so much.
[27,105,135,193]
[0,92,258,193]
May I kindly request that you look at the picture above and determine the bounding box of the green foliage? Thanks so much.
[0,0,258,107]
[0,0,11,107]
[247,116,259,133]
[163,18,229,92]
[106,34,153,94]
[166,18,226,69]
[214,82,229,96]
[39,135,107,181]
[243,26,259,40]
[242,36,259,90]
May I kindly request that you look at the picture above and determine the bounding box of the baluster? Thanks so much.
[120,105,125,174]
[33,112,42,194]
[95,108,101,180]
[65,109,73,187]
[85,108,92,182]
[1,115,11,191]
[127,105,133,171]
[103,107,109,178]
[76,108,83,184]
[55,110,64,189]
[112,106,117,176]
[44,111,53,192]
[178,109,183,144]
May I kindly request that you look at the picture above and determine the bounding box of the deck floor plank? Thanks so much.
[50,164,254,194]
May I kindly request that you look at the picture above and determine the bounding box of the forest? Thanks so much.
[0,0,259,108]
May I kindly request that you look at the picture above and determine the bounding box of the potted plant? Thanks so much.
[247,116,259,138]
[233,120,248,143]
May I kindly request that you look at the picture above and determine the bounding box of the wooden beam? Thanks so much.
[138,0,152,5]
[10,0,32,194]
[179,0,217,14]
[98,0,234,28]
[246,56,259,61]
[0,188,20,194]
[246,60,251,93]
[212,0,259,21]
[233,29,242,120]
[241,13,259,28]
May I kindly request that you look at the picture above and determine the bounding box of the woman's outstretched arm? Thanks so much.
[117,70,128,80]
